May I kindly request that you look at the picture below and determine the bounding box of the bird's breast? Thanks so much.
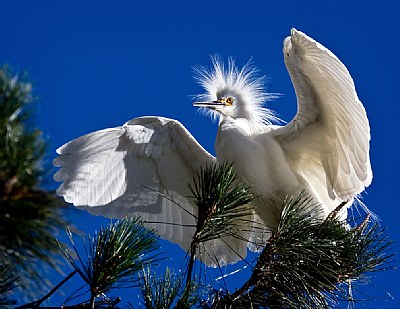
[215,123,302,227]
[215,128,300,193]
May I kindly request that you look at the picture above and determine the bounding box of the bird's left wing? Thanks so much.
[54,116,257,265]
[273,29,372,208]
[54,116,214,250]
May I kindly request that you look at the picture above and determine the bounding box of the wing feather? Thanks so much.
[54,116,211,238]
[54,116,256,265]
[274,29,372,210]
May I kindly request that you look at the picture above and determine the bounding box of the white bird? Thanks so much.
[53,29,372,266]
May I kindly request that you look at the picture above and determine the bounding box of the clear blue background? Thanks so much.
[1,0,398,307]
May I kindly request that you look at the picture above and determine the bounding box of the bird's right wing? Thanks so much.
[54,116,256,265]
[273,29,372,211]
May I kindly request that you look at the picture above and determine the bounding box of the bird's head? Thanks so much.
[193,56,279,127]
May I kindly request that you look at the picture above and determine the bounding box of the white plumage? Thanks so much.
[53,29,372,266]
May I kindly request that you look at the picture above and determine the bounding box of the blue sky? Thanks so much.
[1,0,399,307]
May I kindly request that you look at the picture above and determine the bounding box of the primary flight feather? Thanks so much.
[54,29,372,266]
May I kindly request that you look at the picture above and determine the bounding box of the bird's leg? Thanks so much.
[325,200,349,221]
[352,213,371,234]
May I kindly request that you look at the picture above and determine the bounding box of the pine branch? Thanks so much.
[0,263,18,307]
[0,65,71,299]
[16,271,77,309]
[185,162,255,282]
[139,268,198,309]
[208,193,395,308]
[188,162,254,244]
[58,217,161,304]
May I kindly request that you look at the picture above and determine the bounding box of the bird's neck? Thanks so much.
[219,116,266,136]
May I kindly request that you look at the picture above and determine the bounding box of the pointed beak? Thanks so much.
[192,101,226,109]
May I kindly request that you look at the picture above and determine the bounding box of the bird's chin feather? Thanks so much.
[195,106,221,124]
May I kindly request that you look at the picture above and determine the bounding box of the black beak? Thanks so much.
[192,101,226,108]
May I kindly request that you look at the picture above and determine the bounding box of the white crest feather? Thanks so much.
[193,56,280,125]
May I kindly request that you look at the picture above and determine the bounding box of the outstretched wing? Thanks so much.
[54,117,213,249]
[274,29,372,210]
[54,116,256,265]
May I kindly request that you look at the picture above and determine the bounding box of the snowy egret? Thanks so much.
[53,29,372,265]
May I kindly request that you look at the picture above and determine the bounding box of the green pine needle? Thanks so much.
[209,193,394,308]
[59,217,161,302]
[140,267,199,309]
[0,263,18,307]
[185,163,256,283]
[188,162,255,245]
[0,65,71,299]
[0,65,41,192]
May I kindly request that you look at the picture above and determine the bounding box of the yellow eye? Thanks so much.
[225,97,233,105]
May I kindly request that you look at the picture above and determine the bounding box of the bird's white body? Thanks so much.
[215,118,302,228]
[54,29,372,265]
